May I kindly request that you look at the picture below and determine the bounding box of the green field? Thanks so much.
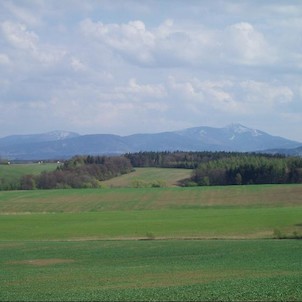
[101,167,192,187]
[1,206,302,241]
[1,185,302,240]
[0,162,59,177]
[1,179,302,300]
[1,240,302,301]
[0,163,59,184]
[1,184,302,213]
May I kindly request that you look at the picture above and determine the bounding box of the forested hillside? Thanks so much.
[191,155,302,186]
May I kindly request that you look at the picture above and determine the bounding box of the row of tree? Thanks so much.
[19,155,132,190]
[124,151,263,169]
[190,155,302,186]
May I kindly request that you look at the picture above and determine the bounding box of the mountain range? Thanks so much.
[0,124,301,160]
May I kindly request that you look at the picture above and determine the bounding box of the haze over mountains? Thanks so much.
[0,124,301,160]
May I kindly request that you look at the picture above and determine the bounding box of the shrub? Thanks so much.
[131,180,149,188]
[146,232,155,240]
[151,180,166,188]
[182,180,198,187]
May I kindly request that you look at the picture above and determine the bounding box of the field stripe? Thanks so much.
[1,206,302,241]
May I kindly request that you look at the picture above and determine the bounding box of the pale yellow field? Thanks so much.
[100,167,192,187]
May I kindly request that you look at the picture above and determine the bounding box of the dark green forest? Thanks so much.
[191,155,302,186]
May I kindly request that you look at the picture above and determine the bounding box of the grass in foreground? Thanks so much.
[1,240,302,301]
[1,184,302,301]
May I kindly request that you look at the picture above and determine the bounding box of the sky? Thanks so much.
[0,0,302,142]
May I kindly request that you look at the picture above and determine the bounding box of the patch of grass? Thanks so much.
[0,163,59,180]
[100,167,192,187]
[1,240,302,301]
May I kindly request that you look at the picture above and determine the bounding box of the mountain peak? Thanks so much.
[44,130,79,140]
[225,123,263,137]
[225,123,248,131]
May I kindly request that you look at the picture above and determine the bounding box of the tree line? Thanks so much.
[125,151,245,169]
[18,155,132,190]
[190,155,302,186]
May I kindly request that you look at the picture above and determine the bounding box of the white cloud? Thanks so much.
[168,77,198,99]
[2,21,38,50]
[116,78,166,99]
[224,22,276,65]
[80,18,155,65]
[84,17,220,67]
[2,1,41,26]
[166,76,295,118]
[240,80,293,106]
[167,76,240,114]
[1,21,66,65]
[79,18,276,68]
[0,53,10,65]
[70,57,87,72]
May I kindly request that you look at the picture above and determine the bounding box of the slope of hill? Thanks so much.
[0,124,301,160]
[263,145,302,156]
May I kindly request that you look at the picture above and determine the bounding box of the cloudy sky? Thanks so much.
[1,0,302,141]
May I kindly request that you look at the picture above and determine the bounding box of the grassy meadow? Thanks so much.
[1,206,302,241]
[1,164,302,300]
[100,167,192,187]
[0,162,59,189]
[0,162,59,180]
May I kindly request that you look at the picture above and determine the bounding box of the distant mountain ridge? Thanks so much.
[262,145,302,157]
[0,124,301,160]
[0,130,79,146]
